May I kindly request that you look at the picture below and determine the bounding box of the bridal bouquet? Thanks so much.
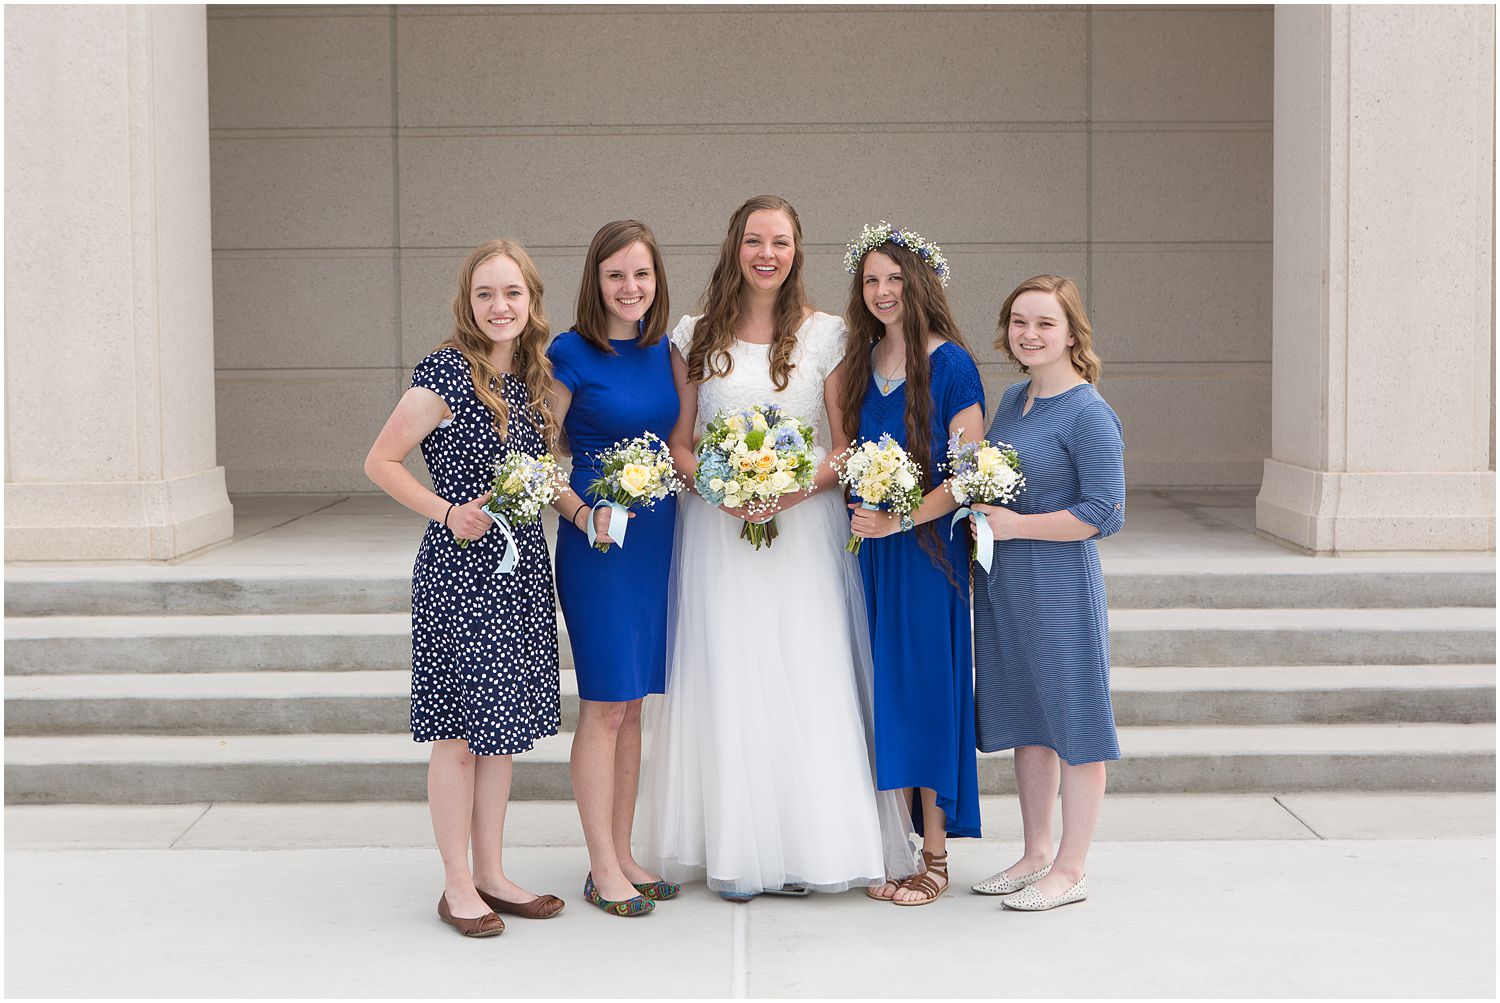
[833,434,924,555]
[694,403,817,550]
[585,432,685,552]
[945,433,1025,570]
[464,452,565,572]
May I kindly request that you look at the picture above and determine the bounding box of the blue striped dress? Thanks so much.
[971,381,1125,765]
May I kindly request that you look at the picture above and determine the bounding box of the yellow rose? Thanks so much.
[751,411,769,431]
[502,471,525,493]
[976,447,1000,474]
[753,449,778,473]
[736,454,754,472]
[727,415,747,433]
[618,463,652,498]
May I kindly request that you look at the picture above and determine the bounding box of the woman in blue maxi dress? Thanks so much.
[547,221,681,917]
[840,233,985,906]
[968,275,1125,913]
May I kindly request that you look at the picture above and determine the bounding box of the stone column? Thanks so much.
[5,5,233,560]
[1257,4,1495,552]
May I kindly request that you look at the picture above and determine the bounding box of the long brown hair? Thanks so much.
[440,239,559,448]
[686,195,809,389]
[839,240,974,583]
[994,274,1102,384]
[573,219,670,353]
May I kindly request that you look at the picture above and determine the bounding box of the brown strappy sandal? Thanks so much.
[891,849,949,907]
[866,877,901,901]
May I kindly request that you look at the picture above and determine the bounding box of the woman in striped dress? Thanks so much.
[967,274,1125,912]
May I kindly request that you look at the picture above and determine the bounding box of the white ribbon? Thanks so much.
[481,506,520,575]
[586,499,629,551]
[949,507,994,573]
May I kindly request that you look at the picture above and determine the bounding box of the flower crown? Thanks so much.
[843,221,951,287]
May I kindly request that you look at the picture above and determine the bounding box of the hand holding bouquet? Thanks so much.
[466,451,565,574]
[694,403,817,550]
[585,431,685,552]
[945,433,1025,571]
[833,434,924,555]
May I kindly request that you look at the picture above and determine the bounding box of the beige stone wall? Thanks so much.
[208,4,1272,492]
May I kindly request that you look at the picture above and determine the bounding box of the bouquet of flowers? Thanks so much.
[946,433,1025,570]
[694,403,817,550]
[833,434,925,555]
[585,432,685,552]
[463,452,565,573]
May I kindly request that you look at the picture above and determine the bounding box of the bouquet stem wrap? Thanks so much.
[949,507,994,573]
[588,499,630,552]
[481,507,521,575]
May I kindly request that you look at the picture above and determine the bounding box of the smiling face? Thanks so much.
[597,240,656,335]
[1007,290,1074,372]
[469,254,531,347]
[737,208,796,293]
[861,250,905,331]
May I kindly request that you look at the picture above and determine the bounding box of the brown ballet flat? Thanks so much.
[478,888,566,919]
[437,893,505,937]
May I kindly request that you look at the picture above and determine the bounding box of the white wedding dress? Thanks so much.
[637,311,917,895]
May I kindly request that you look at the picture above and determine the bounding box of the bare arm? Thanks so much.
[546,382,628,546]
[364,387,493,541]
[850,401,984,539]
[666,345,699,483]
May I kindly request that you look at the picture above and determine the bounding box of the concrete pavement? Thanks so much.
[5,794,1495,997]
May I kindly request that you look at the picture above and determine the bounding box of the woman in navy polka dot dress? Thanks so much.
[366,240,564,937]
[967,275,1125,913]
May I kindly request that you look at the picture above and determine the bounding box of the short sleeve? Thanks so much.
[936,345,985,429]
[410,348,469,413]
[806,312,848,382]
[546,331,583,394]
[1064,397,1126,538]
[669,315,699,358]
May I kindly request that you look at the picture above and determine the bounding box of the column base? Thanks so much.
[1256,460,1495,553]
[6,467,234,561]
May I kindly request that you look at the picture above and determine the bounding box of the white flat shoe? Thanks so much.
[1001,875,1087,911]
[972,863,1051,896]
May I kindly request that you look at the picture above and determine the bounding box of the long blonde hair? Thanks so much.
[994,274,1102,384]
[440,240,559,447]
[686,195,809,389]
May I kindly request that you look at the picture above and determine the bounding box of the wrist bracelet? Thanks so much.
[442,503,455,528]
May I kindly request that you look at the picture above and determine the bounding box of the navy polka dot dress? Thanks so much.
[409,347,560,756]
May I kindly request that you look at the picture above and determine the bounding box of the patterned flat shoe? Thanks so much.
[972,863,1051,896]
[632,879,681,901]
[583,873,654,917]
[1001,875,1088,911]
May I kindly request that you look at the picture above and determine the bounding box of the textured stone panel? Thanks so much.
[214,252,400,370]
[396,8,1085,126]
[210,136,395,249]
[1093,131,1271,243]
[217,369,402,493]
[1091,247,1271,364]
[1092,8,1273,122]
[208,11,392,129]
[399,131,1087,249]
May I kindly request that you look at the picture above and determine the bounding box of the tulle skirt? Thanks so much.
[636,489,917,895]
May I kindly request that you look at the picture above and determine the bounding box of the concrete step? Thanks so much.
[5,723,1492,804]
[6,608,1492,675]
[6,559,1493,616]
[4,666,1492,737]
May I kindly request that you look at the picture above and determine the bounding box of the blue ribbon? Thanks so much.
[586,499,629,551]
[949,507,994,573]
[481,507,520,575]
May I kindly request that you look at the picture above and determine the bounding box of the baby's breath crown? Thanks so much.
[843,221,951,287]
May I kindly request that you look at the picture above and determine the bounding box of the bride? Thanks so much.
[637,195,917,898]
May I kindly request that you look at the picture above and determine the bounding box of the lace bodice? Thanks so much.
[670,312,848,451]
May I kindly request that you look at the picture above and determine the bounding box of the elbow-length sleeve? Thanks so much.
[1064,398,1126,538]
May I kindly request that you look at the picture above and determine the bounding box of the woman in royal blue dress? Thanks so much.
[546,220,681,917]
[837,225,985,906]
[968,274,1125,912]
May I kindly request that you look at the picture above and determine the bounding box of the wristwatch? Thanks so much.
[900,514,916,533]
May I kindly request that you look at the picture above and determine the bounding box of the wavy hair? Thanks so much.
[686,195,809,389]
[440,240,558,448]
[839,240,974,584]
[994,274,1102,384]
[573,219,670,353]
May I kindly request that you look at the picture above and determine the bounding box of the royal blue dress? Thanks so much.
[971,381,1125,766]
[855,342,984,839]
[547,329,680,702]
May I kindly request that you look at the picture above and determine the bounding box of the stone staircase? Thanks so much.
[5,562,1495,804]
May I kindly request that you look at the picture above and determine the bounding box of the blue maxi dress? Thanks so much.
[855,342,984,838]
[971,380,1126,766]
[547,329,680,702]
